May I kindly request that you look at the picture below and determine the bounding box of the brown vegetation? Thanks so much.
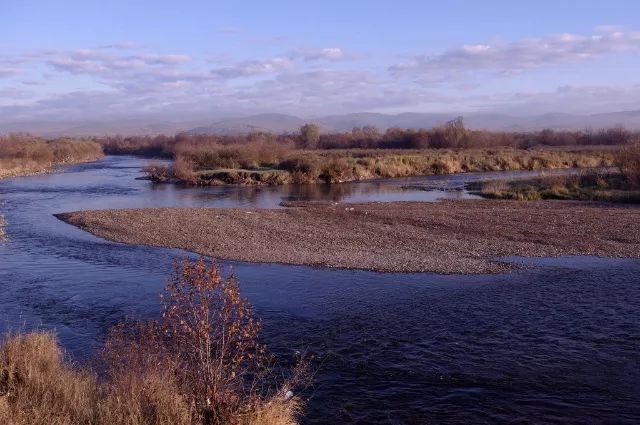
[617,143,640,188]
[56,201,640,274]
[0,259,307,425]
[146,147,617,186]
[471,145,640,203]
[471,171,640,203]
[96,121,639,157]
[0,134,103,179]
[93,123,636,186]
[317,121,638,150]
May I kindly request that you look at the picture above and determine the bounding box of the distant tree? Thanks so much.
[362,126,380,139]
[430,117,468,148]
[300,123,320,148]
[445,116,467,147]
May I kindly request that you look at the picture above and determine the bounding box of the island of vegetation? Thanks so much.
[469,143,640,203]
[93,120,632,186]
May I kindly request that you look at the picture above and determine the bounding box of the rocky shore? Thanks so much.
[56,200,640,274]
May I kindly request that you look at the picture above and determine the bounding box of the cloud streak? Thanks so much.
[391,27,640,76]
[210,57,293,79]
[290,47,354,61]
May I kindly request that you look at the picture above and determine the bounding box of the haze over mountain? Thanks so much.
[4,110,639,137]
[189,111,640,135]
[2,3,640,131]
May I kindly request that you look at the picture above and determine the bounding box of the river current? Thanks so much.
[0,156,638,424]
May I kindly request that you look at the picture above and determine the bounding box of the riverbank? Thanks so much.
[56,200,640,274]
[0,157,102,180]
[0,136,103,180]
[468,172,640,203]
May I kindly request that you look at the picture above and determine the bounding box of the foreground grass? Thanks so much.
[150,147,618,186]
[0,135,103,180]
[0,259,306,425]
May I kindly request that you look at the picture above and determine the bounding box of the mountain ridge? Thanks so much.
[2,110,639,137]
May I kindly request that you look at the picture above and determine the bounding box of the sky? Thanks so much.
[1,0,640,123]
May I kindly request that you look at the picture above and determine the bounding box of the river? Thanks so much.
[0,156,638,424]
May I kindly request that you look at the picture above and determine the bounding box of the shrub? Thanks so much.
[144,163,174,183]
[0,258,308,425]
[299,124,320,149]
[618,143,640,188]
[104,258,309,425]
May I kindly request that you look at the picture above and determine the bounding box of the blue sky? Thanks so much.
[1,0,639,122]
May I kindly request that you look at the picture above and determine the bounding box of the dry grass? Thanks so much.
[155,147,617,186]
[0,134,103,179]
[0,259,307,425]
[618,143,640,188]
[473,170,640,203]
[99,127,627,186]
[0,332,98,425]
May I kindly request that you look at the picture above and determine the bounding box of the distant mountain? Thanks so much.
[2,110,640,137]
[189,113,310,135]
[0,120,203,138]
[188,110,640,134]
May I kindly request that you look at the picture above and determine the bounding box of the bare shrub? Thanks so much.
[102,258,308,425]
[173,156,199,184]
[299,124,320,149]
[144,163,174,183]
[100,322,193,425]
[0,259,308,425]
[618,143,640,188]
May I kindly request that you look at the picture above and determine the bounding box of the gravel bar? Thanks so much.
[56,200,640,274]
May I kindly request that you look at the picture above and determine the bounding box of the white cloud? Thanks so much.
[290,47,354,61]
[1,28,640,123]
[391,27,640,76]
[210,57,293,79]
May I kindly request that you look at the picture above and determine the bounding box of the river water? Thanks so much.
[0,156,638,424]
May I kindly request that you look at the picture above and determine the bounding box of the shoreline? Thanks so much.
[0,155,104,181]
[55,200,640,274]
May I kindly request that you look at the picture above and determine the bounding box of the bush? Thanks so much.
[618,144,640,188]
[0,258,308,425]
[144,163,174,183]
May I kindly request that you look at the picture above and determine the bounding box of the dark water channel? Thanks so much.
[0,156,638,424]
